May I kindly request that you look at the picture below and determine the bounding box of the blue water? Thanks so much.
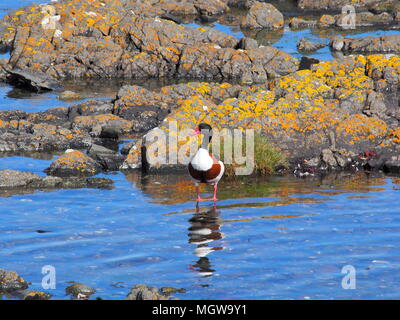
[1,0,400,300]
[1,155,400,299]
[188,23,400,61]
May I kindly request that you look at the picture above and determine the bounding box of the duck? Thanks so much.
[188,123,225,202]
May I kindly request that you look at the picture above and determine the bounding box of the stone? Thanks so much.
[241,2,284,30]
[317,14,336,28]
[0,269,29,292]
[6,68,59,92]
[297,38,326,52]
[0,170,42,188]
[44,150,101,177]
[127,284,172,300]
[289,17,316,29]
[322,149,338,167]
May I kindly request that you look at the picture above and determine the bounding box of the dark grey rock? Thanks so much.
[6,68,59,92]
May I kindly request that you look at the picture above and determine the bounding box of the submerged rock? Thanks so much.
[297,38,326,52]
[0,269,29,293]
[0,169,114,196]
[66,283,96,299]
[126,284,178,300]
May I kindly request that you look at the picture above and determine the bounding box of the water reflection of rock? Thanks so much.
[188,205,224,277]
[124,171,391,205]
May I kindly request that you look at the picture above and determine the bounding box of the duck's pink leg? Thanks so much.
[212,184,218,202]
[196,184,206,202]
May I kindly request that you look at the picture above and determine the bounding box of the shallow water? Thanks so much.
[1,156,400,300]
[1,1,400,300]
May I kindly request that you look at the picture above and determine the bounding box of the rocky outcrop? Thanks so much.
[122,54,400,175]
[331,35,400,54]
[0,0,297,84]
[241,2,284,30]
[297,0,392,11]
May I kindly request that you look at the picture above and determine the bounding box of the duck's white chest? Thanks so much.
[190,148,213,171]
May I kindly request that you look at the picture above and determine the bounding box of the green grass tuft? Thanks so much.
[214,133,287,177]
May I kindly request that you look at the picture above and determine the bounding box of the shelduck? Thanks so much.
[188,123,225,202]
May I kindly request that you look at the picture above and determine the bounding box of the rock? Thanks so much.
[330,36,345,51]
[66,283,96,299]
[44,150,101,177]
[0,269,29,292]
[88,144,116,156]
[241,2,284,30]
[322,149,338,167]
[0,170,114,196]
[58,91,81,101]
[335,11,393,29]
[299,56,320,70]
[160,287,187,295]
[90,152,125,172]
[123,54,400,174]
[126,284,174,300]
[0,170,42,188]
[193,0,228,17]
[121,141,136,155]
[368,0,396,14]
[236,37,259,50]
[5,68,59,92]
[19,290,52,300]
[289,17,316,29]
[0,3,297,84]
[317,14,336,28]
[297,0,388,11]
[297,38,326,52]
[331,35,400,53]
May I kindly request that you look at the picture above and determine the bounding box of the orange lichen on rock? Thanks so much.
[336,114,388,144]
[48,150,99,175]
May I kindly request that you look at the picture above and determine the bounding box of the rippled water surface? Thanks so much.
[1,154,400,300]
[1,1,400,300]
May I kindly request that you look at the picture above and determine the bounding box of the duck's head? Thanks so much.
[190,123,212,136]
[190,123,213,146]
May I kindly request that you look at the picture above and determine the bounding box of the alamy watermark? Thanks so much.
[338,5,356,29]
[41,265,56,290]
[341,265,356,289]
[144,121,255,175]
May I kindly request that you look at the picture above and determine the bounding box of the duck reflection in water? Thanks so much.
[188,204,224,277]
